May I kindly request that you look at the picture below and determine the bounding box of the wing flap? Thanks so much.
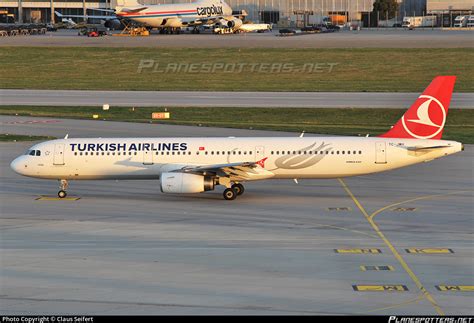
[174,159,274,181]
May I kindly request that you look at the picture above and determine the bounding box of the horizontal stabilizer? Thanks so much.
[404,145,451,151]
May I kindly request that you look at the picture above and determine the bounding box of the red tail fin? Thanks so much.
[380,76,456,140]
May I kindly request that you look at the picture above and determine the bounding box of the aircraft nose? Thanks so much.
[10,156,26,175]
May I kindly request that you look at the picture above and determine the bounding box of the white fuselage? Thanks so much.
[117,0,233,28]
[11,137,462,181]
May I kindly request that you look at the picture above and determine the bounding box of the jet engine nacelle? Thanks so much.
[222,18,243,29]
[104,19,124,30]
[160,173,215,194]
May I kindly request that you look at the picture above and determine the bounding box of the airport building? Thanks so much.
[2,0,473,25]
[426,0,474,26]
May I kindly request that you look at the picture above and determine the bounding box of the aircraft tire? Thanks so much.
[232,183,245,196]
[223,188,237,200]
[58,190,67,198]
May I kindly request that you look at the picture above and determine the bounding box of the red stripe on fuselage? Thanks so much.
[118,9,196,17]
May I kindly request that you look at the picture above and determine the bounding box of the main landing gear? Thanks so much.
[58,179,68,198]
[223,183,245,200]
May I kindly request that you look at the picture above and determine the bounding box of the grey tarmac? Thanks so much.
[1,29,473,48]
[1,89,473,108]
[0,116,472,315]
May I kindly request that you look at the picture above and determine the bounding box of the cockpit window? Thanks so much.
[26,150,41,156]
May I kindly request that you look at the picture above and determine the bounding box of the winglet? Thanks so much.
[256,157,268,168]
[379,76,456,140]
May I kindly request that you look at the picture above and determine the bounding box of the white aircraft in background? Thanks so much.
[54,0,242,32]
[116,0,241,32]
[11,76,463,200]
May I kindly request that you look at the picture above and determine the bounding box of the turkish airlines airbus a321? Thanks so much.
[10,76,463,200]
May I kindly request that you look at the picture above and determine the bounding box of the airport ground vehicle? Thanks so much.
[78,26,109,37]
[402,16,437,28]
[0,23,47,36]
[467,15,474,27]
[10,77,463,201]
[454,15,468,27]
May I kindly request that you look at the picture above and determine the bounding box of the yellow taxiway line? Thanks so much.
[338,178,445,316]
[370,190,470,221]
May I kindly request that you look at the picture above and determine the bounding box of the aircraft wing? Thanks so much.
[55,11,117,20]
[119,7,149,14]
[175,158,273,181]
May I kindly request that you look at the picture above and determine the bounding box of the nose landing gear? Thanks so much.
[58,179,68,198]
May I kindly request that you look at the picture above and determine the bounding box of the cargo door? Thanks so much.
[53,144,65,165]
[375,142,387,164]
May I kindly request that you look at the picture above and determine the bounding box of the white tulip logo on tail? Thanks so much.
[401,95,446,139]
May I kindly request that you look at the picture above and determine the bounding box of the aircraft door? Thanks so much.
[53,144,65,165]
[143,149,154,165]
[255,146,265,161]
[375,142,387,164]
